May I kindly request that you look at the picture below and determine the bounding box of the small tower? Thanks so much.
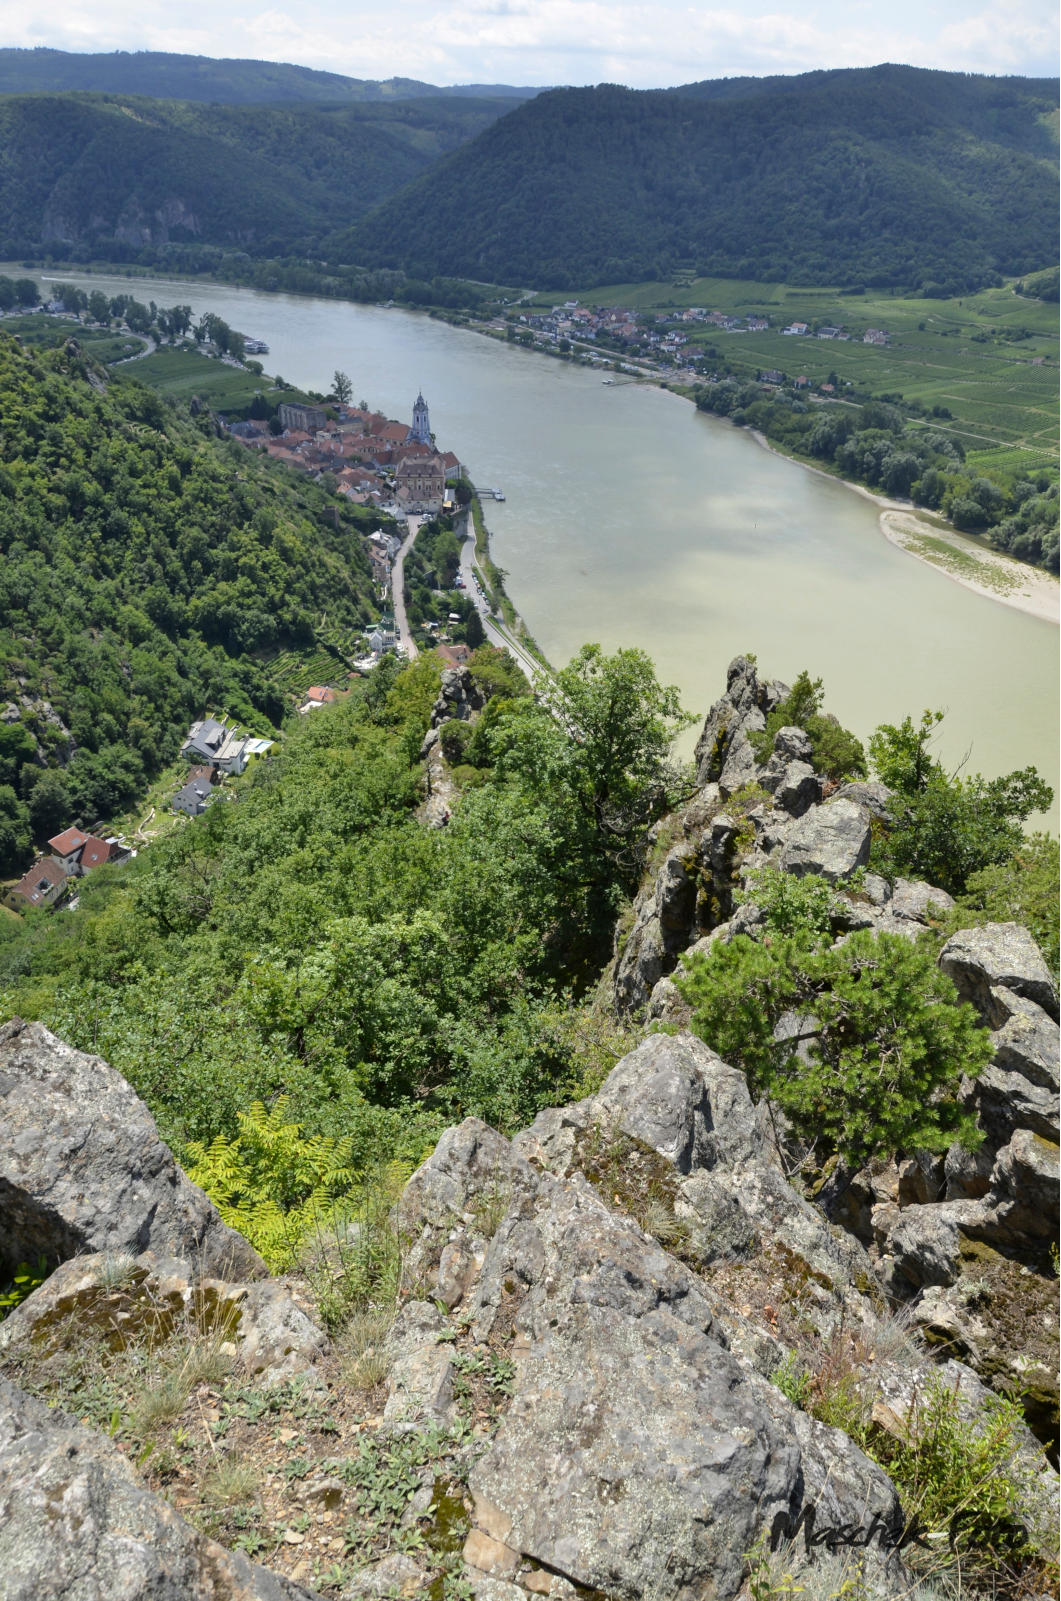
[409,391,431,445]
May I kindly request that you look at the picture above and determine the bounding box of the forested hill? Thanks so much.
[0,93,513,261]
[344,65,1060,291]
[0,49,536,105]
[0,331,381,840]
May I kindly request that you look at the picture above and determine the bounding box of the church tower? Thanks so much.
[409,391,431,445]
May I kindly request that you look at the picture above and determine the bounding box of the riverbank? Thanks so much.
[746,426,1059,626]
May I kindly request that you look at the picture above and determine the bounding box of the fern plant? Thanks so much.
[185,1097,359,1270]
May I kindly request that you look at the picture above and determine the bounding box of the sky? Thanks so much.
[1,0,1057,89]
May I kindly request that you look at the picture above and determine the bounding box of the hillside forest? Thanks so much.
[0,65,1055,296]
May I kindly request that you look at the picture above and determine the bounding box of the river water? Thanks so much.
[48,272,1060,822]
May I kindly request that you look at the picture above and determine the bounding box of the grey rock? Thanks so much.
[236,1279,330,1388]
[771,725,814,765]
[645,974,692,1027]
[882,1205,961,1288]
[990,993,1060,1091]
[654,845,698,932]
[430,667,483,729]
[779,799,871,882]
[419,726,440,758]
[944,1139,996,1202]
[341,1552,427,1598]
[693,655,788,788]
[399,1119,540,1239]
[862,873,892,907]
[436,1234,488,1310]
[939,924,1058,1024]
[0,1253,328,1387]
[897,1151,946,1207]
[464,1174,896,1601]
[962,1064,1059,1145]
[0,1376,318,1600]
[831,781,894,822]
[586,1030,773,1173]
[889,879,955,924]
[0,1019,264,1280]
[986,1129,1059,1242]
[612,894,666,1014]
[383,1301,455,1425]
[773,761,820,818]
[719,733,761,797]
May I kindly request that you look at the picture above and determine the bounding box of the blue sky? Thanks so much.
[3,0,1057,88]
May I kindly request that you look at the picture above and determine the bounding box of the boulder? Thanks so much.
[773,761,821,819]
[897,1150,946,1207]
[382,1301,455,1425]
[582,1030,772,1173]
[943,1140,996,1202]
[989,992,1060,1091]
[779,799,871,882]
[341,1553,426,1598]
[986,1130,1060,1243]
[888,879,955,924]
[882,1205,962,1288]
[939,924,1058,1024]
[962,1064,1059,1146]
[831,781,894,823]
[0,1019,264,1280]
[0,1252,329,1388]
[0,1376,318,1600]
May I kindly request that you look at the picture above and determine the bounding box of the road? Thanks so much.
[457,521,548,688]
[392,515,420,659]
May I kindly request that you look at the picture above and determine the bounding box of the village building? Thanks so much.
[278,402,328,432]
[180,719,273,776]
[5,856,67,910]
[395,454,446,509]
[298,686,338,716]
[173,773,215,817]
[46,827,130,876]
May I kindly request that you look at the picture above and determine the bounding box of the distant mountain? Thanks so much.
[0,48,539,105]
[0,92,514,260]
[342,65,1059,292]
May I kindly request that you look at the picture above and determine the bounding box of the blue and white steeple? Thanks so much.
[409,391,431,445]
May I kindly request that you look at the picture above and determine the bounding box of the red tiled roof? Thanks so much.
[80,837,119,870]
[48,826,89,855]
[13,856,67,904]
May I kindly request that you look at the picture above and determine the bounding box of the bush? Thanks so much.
[677,929,991,1169]
[749,670,866,782]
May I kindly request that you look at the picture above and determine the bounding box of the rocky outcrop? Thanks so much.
[0,1376,319,1600]
[693,655,789,793]
[0,1251,329,1388]
[429,666,484,730]
[0,1019,266,1281]
[779,798,872,881]
[399,1125,900,1601]
[939,923,1059,1023]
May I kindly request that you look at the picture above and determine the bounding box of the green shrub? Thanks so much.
[678,929,991,1169]
[749,671,866,782]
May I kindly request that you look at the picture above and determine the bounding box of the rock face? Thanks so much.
[430,666,484,730]
[0,1251,330,1388]
[693,655,789,793]
[0,1019,265,1280]
[0,1376,319,1601]
[403,1124,900,1601]
[939,924,1059,1023]
[779,799,872,882]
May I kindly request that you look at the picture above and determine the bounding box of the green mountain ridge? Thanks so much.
[0,48,539,105]
[343,66,1059,291]
[0,92,513,260]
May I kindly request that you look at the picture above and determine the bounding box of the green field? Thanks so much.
[529,277,1060,464]
[114,344,285,415]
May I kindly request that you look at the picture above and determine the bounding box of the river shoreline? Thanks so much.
[746,427,1059,625]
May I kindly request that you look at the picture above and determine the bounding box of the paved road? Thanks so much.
[392,515,421,659]
[457,524,547,687]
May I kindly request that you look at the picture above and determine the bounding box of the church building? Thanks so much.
[407,392,431,445]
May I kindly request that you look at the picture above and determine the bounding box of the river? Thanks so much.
[46,272,1060,824]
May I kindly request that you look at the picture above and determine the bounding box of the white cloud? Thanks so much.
[1,0,1056,86]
